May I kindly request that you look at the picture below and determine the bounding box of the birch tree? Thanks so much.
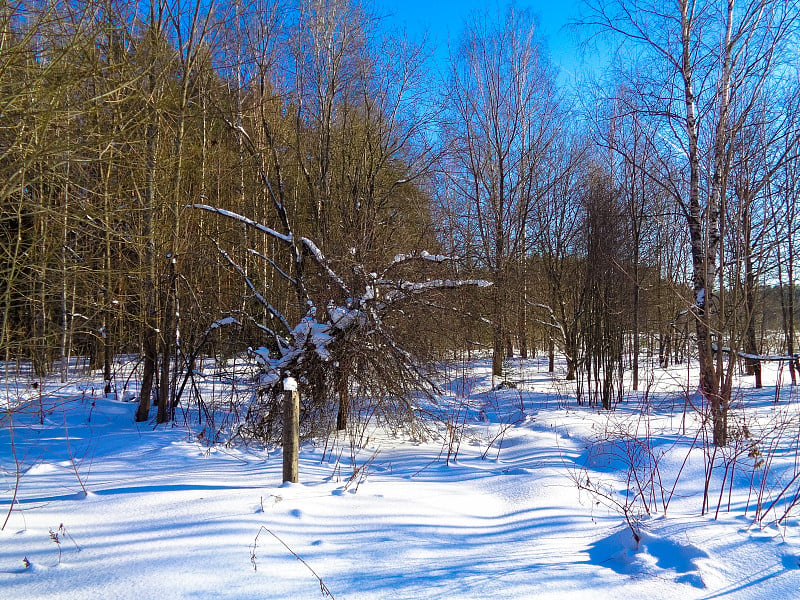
[582,0,799,445]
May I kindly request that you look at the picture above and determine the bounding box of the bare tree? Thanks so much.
[194,162,489,479]
[581,0,799,444]
[444,6,561,380]
[530,138,588,381]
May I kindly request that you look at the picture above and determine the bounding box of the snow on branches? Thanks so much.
[193,204,292,244]
[194,204,491,421]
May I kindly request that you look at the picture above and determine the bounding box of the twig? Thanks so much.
[250,526,335,598]
[1,407,20,531]
[62,407,88,496]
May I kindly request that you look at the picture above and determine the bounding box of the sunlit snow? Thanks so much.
[2,356,800,599]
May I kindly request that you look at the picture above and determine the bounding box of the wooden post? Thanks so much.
[282,376,299,483]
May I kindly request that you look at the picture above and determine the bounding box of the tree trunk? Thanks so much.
[492,261,504,379]
[492,320,504,379]
[60,158,70,384]
[135,110,158,423]
[518,229,528,359]
[742,194,762,388]
[157,257,176,424]
[632,277,640,391]
[336,369,348,432]
[565,329,577,381]
[788,222,797,386]
[681,1,727,446]
[137,327,157,422]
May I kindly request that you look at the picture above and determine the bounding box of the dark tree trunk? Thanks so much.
[156,258,176,424]
[336,370,348,432]
[137,326,157,422]
[135,110,158,423]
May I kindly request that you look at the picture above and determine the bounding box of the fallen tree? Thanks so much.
[190,140,490,479]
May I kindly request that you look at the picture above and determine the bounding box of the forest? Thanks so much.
[2,0,800,447]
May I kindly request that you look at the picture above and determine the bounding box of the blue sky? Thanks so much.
[372,0,592,80]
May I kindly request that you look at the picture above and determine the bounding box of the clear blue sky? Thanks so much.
[371,0,592,80]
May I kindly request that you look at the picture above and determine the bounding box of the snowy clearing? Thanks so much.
[2,357,800,599]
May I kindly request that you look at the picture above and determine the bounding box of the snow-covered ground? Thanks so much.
[3,356,800,599]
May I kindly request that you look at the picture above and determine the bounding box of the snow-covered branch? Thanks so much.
[192,204,293,244]
[380,278,491,306]
[197,200,494,428]
[247,248,296,286]
[300,237,352,297]
[529,302,571,356]
[204,317,240,335]
[381,250,458,277]
[711,345,800,363]
[239,315,288,352]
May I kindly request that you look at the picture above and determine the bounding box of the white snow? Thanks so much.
[329,306,363,330]
[209,317,240,330]
[390,251,453,266]
[2,357,800,599]
[289,315,335,362]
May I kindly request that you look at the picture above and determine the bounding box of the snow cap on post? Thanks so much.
[283,375,298,392]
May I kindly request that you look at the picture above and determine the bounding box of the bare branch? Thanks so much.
[192,203,293,244]
[212,241,292,336]
[300,237,352,298]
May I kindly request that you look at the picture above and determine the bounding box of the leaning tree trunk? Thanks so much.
[136,117,159,423]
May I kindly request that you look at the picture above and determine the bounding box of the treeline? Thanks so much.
[0,0,442,404]
[1,0,799,439]
[436,1,800,427]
